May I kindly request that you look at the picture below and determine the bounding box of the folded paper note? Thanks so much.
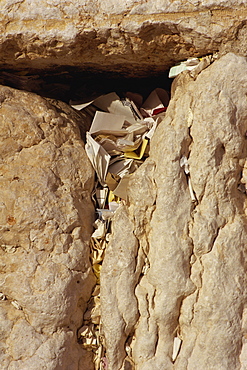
[105,172,120,191]
[70,100,94,110]
[144,119,158,140]
[112,174,131,200]
[125,122,148,135]
[93,92,138,123]
[96,208,116,220]
[125,91,143,108]
[90,111,126,135]
[71,92,140,123]
[180,155,197,202]
[95,132,143,155]
[108,157,133,178]
[172,337,182,362]
[124,138,149,160]
[180,155,190,174]
[141,88,169,117]
[96,188,108,209]
[108,201,119,212]
[92,219,106,239]
[85,132,111,186]
[169,58,200,78]
[121,97,143,120]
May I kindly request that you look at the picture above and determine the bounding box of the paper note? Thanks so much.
[70,100,94,110]
[108,158,133,178]
[92,219,106,239]
[112,174,131,200]
[108,201,119,212]
[90,111,126,135]
[125,91,143,108]
[85,132,111,186]
[105,172,120,191]
[172,337,182,362]
[96,188,108,208]
[96,208,116,220]
[141,88,169,117]
[93,92,138,123]
[124,138,149,160]
[94,133,142,156]
[169,58,200,78]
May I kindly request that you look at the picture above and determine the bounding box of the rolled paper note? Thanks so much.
[180,155,190,174]
[188,177,197,202]
[172,337,182,362]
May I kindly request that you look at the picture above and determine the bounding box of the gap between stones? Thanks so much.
[0,56,215,369]
[75,78,172,370]
[74,55,217,369]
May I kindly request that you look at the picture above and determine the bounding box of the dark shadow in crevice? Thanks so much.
[0,67,173,104]
[215,143,226,167]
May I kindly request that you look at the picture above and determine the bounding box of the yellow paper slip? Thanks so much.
[108,190,121,203]
[124,138,149,160]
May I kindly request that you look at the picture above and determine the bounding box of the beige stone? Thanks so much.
[101,53,247,370]
[0,85,96,369]
[0,1,247,76]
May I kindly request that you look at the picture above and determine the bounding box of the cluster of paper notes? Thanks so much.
[168,57,201,78]
[76,196,117,369]
[71,87,170,370]
[72,56,221,367]
[71,88,169,201]
[168,54,218,79]
[78,217,110,370]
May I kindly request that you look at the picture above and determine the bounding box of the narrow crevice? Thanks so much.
[0,55,219,370]
[0,68,173,104]
[69,70,172,370]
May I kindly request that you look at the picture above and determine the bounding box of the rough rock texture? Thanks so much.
[1,1,247,368]
[0,86,96,369]
[101,53,247,370]
[0,1,247,75]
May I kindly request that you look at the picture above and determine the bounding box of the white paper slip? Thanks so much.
[85,132,111,186]
[89,111,126,135]
[93,92,137,123]
[172,337,182,362]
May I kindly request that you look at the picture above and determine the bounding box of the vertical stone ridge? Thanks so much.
[0,86,96,370]
[101,53,247,370]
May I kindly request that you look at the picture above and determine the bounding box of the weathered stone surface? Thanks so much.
[0,86,95,369]
[101,53,247,369]
[0,1,247,76]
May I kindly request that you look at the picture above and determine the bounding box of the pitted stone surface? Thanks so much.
[0,85,95,370]
[101,53,247,370]
[0,1,247,75]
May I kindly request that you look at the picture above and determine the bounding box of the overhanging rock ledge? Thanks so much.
[1,1,247,370]
[1,0,247,76]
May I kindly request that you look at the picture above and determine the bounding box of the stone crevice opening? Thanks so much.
[0,54,223,370]
[82,55,218,370]
[0,65,172,370]
[77,82,171,370]
[0,68,173,106]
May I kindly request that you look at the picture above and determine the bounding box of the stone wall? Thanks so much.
[101,53,247,370]
[1,1,247,370]
[0,86,96,369]
[0,1,247,75]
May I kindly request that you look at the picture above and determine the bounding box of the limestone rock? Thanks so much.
[0,85,95,369]
[101,53,247,369]
[0,1,247,75]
